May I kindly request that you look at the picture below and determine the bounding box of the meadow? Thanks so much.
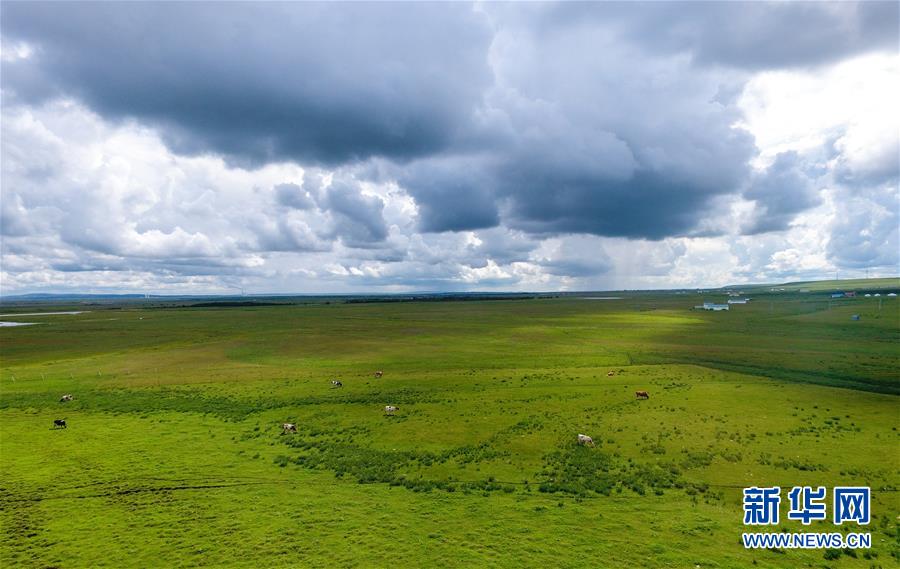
[1,282,898,568]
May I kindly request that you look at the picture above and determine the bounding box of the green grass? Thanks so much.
[737,276,900,292]
[1,292,898,567]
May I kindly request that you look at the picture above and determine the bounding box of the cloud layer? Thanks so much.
[1,2,897,293]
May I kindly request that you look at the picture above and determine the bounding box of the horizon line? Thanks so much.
[2,276,899,300]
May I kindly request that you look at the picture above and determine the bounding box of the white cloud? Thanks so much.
[738,53,899,167]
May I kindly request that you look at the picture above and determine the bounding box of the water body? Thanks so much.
[0,311,86,317]
[0,310,85,328]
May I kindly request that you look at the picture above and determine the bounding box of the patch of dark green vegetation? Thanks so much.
[537,443,710,498]
[280,439,509,493]
[0,389,265,422]
[668,358,900,395]
[274,418,712,500]
[757,453,827,472]
[275,419,549,492]
[0,387,437,422]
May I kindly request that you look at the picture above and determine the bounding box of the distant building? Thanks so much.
[874,293,881,297]
[697,302,729,311]
[831,292,844,298]
[727,298,749,304]
[888,293,897,297]
[845,291,856,297]
[864,294,872,297]
[799,288,811,293]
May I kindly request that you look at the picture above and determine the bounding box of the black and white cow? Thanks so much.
[59,394,74,402]
[53,419,67,429]
[331,380,343,388]
[384,405,398,416]
[281,423,297,434]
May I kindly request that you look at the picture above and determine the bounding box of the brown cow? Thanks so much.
[635,391,650,400]
[374,370,384,378]
[606,371,615,377]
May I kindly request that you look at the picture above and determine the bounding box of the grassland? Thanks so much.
[736,277,899,293]
[1,287,898,568]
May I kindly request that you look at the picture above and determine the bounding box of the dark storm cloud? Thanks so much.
[530,1,899,70]
[324,178,389,248]
[2,0,893,256]
[742,152,822,235]
[397,14,759,239]
[468,229,537,265]
[398,157,500,232]
[1,2,493,166]
[274,183,316,210]
[499,167,745,240]
[536,237,612,277]
[541,255,610,278]
[252,216,328,253]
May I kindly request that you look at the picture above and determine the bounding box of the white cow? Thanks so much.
[384,405,398,416]
[59,394,74,402]
[281,423,297,434]
[577,434,595,447]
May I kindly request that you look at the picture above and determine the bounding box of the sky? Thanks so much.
[1,1,898,295]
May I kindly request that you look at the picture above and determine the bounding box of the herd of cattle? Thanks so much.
[53,370,651,445]
[279,370,651,448]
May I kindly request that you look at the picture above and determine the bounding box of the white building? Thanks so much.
[697,302,729,311]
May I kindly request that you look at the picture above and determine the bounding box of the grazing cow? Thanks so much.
[374,370,384,378]
[606,371,615,377]
[331,380,343,388]
[281,423,297,434]
[384,405,398,416]
[577,434,595,447]
[59,394,74,402]
[53,419,67,429]
[635,390,650,400]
